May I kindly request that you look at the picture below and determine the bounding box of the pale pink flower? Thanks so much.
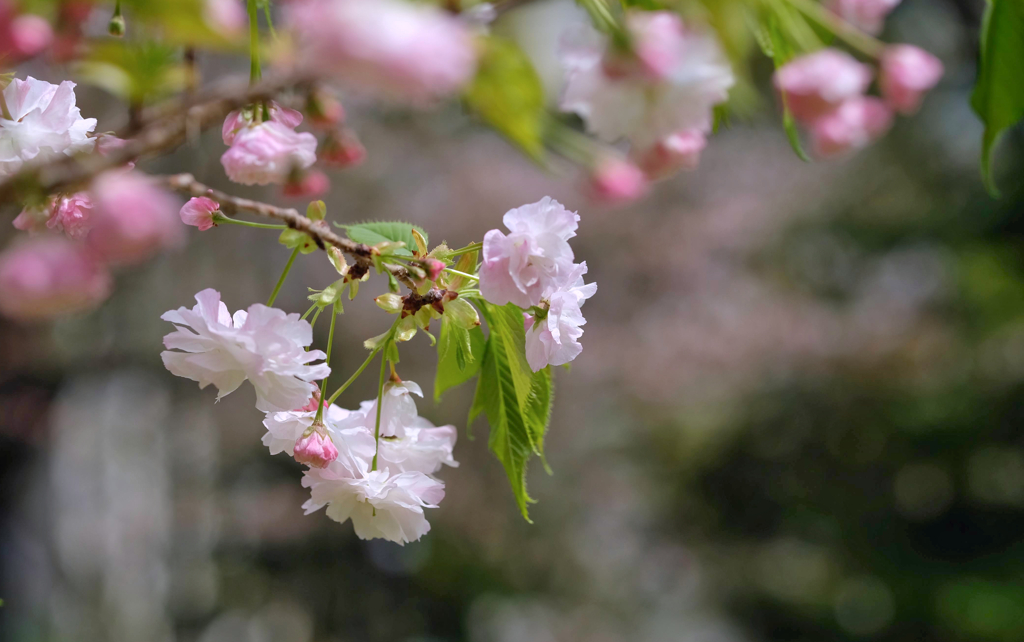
[179,197,220,231]
[221,102,304,145]
[0,237,111,321]
[524,262,597,372]
[221,121,318,185]
[826,0,901,35]
[8,14,53,58]
[334,380,424,440]
[294,428,340,468]
[773,49,873,122]
[282,169,330,198]
[635,128,707,179]
[285,0,478,104]
[205,0,246,36]
[161,288,331,412]
[560,14,733,150]
[302,460,445,544]
[377,417,458,475]
[0,77,96,176]
[880,45,944,115]
[480,197,580,309]
[589,157,648,204]
[810,96,893,158]
[263,403,376,464]
[87,170,183,265]
[47,192,93,240]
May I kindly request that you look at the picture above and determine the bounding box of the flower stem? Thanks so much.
[444,267,478,282]
[448,242,482,257]
[301,302,318,321]
[314,302,338,424]
[782,0,885,58]
[267,246,300,307]
[247,0,261,84]
[325,345,383,406]
[370,317,402,471]
[214,214,286,230]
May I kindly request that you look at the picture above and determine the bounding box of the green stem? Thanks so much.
[301,302,318,321]
[448,242,483,257]
[310,307,322,331]
[267,246,300,307]
[247,0,261,84]
[782,0,885,58]
[325,346,383,406]
[214,214,286,230]
[444,267,478,282]
[314,302,338,423]
[370,345,389,472]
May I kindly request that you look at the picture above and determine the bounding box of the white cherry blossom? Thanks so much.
[525,262,597,372]
[0,76,96,176]
[161,289,330,412]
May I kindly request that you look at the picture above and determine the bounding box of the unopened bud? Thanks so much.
[424,258,445,282]
[283,170,330,199]
[293,424,338,468]
[375,292,403,314]
[322,129,366,168]
[108,14,125,37]
[297,383,324,412]
[590,157,648,205]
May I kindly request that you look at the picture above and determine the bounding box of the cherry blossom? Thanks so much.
[589,157,648,204]
[0,3,53,62]
[635,129,707,179]
[334,380,425,440]
[524,262,597,372]
[161,288,331,412]
[285,0,478,104]
[48,192,94,240]
[204,0,246,36]
[810,96,894,158]
[221,118,318,186]
[826,0,901,35]
[773,49,873,122]
[179,197,220,231]
[0,237,111,321]
[377,417,458,475]
[560,12,734,151]
[480,197,581,309]
[87,171,183,265]
[0,77,96,176]
[880,45,944,115]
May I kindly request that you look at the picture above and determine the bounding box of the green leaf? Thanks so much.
[278,228,317,254]
[765,16,811,162]
[435,321,485,401]
[468,302,554,520]
[339,221,429,257]
[464,36,546,160]
[971,0,1024,196]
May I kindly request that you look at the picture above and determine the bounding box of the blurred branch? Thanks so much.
[162,173,417,289]
[0,72,316,205]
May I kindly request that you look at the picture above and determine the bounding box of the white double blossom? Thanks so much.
[161,289,330,412]
[525,262,597,372]
[0,76,96,176]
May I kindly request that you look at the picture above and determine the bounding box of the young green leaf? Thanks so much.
[278,228,317,254]
[435,320,485,401]
[338,221,429,257]
[766,16,811,162]
[464,36,546,160]
[971,0,1024,196]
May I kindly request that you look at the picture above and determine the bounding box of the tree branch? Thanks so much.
[162,173,417,289]
[0,72,316,204]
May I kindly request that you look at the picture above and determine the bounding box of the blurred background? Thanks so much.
[3,0,1024,640]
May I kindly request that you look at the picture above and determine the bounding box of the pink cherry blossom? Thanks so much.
[635,129,707,179]
[810,96,894,158]
[205,0,246,36]
[560,13,733,150]
[524,262,597,372]
[880,45,944,115]
[773,49,873,122]
[826,0,901,35]
[282,169,330,198]
[480,197,581,309]
[8,14,53,58]
[0,237,111,321]
[321,129,366,168]
[221,102,304,145]
[12,202,50,233]
[590,157,648,205]
[179,197,220,231]
[285,0,478,104]
[0,76,96,176]
[161,288,331,412]
[221,120,318,185]
[87,171,183,265]
[334,380,424,440]
[47,192,94,240]
[293,428,340,468]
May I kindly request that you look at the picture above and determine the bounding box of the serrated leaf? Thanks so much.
[339,221,429,257]
[468,302,554,520]
[464,36,546,160]
[972,0,1024,196]
[435,320,485,401]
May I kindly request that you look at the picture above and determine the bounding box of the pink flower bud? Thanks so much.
[0,237,111,321]
[825,0,901,35]
[179,197,220,231]
[424,258,445,282]
[87,171,184,265]
[626,11,685,81]
[48,192,94,240]
[321,129,366,168]
[297,383,325,412]
[282,169,330,199]
[773,49,873,122]
[635,129,707,180]
[590,158,648,204]
[307,90,346,128]
[94,134,128,157]
[880,44,944,115]
[10,14,53,58]
[293,426,339,468]
[810,97,893,158]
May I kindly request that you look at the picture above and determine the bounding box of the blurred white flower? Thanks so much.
[525,262,597,372]
[161,288,330,412]
[0,76,96,176]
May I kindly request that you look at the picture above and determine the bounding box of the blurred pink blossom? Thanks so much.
[87,171,183,264]
[635,129,707,179]
[205,0,246,36]
[810,96,893,158]
[589,157,648,205]
[222,120,318,185]
[773,49,873,122]
[826,0,901,35]
[282,169,330,198]
[0,237,110,321]
[47,192,93,240]
[880,45,944,115]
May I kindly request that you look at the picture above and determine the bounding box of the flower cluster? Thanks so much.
[559,11,734,190]
[480,197,597,372]
[221,102,318,186]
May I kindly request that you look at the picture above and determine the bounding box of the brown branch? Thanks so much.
[0,72,317,204]
[163,173,418,290]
